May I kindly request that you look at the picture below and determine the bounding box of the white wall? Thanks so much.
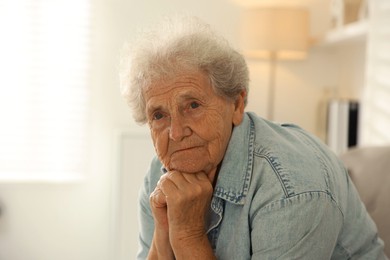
[360,0,390,145]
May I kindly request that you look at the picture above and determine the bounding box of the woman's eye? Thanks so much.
[190,101,200,109]
[152,112,164,120]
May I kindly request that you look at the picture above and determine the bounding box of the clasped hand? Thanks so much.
[149,170,214,258]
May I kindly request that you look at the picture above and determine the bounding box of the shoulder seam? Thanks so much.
[250,190,344,225]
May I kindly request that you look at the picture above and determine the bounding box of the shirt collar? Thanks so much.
[213,113,255,205]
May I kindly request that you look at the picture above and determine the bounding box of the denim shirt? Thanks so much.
[137,112,386,260]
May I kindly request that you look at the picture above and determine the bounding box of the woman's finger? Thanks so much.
[150,187,167,208]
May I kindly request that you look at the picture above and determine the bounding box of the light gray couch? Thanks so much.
[340,146,390,257]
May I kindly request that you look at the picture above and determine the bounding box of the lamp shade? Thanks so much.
[241,8,309,60]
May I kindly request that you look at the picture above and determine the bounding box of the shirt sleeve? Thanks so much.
[136,164,157,260]
[250,191,343,260]
[136,183,153,259]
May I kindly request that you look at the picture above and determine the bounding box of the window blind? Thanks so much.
[361,0,390,145]
[0,0,91,181]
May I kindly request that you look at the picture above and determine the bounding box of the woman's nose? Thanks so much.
[169,115,191,141]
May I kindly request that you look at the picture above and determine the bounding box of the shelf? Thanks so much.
[318,20,368,47]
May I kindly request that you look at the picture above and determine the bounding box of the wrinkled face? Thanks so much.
[143,71,245,180]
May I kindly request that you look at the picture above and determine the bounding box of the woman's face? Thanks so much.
[143,71,245,180]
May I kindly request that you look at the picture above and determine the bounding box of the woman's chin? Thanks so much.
[168,159,213,174]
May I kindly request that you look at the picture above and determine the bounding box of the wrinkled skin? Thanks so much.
[144,70,245,259]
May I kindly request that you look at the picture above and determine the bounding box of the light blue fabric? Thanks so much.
[137,112,386,259]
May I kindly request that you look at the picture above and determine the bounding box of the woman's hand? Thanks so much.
[149,170,215,259]
[148,184,174,259]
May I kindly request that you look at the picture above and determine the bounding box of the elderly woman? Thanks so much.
[120,17,386,260]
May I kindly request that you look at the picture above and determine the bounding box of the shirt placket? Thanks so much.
[206,195,224,250]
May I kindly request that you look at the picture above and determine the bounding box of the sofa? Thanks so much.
[340,146,390,257]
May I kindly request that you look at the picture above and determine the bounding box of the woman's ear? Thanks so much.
[232,90,246,126]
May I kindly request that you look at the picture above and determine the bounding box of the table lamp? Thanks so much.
[241,7,309,120]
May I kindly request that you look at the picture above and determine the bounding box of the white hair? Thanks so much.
[120,16,249,124]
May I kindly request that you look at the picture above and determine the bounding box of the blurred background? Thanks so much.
[0,0,389,259]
